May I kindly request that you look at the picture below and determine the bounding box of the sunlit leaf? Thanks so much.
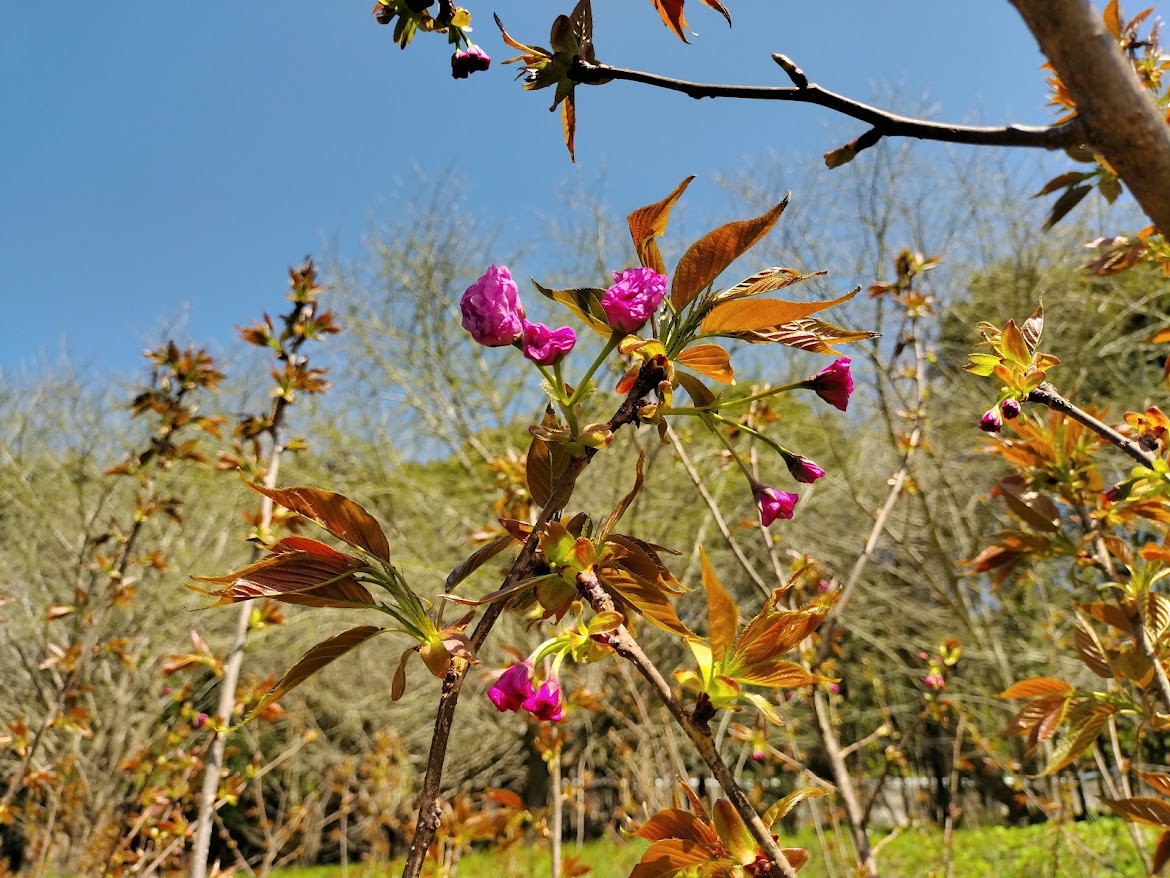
[1104,796,1170,828]
[527,407,573,509]
[700,548,737,662]
[445,533,519,593]
[701,287,858,335]
[192,550,375,609]
[562,92,576,163]
[675,372,716,407]
[731,317,879,352]
[672,198,789,309]
[650,0,693,42]
[628,176,694,276]
[630,838,719,878]
[532,281,612,336]
[635,809,719,844]
[1040,703,1114,775]
[762,788,827,828]
[712,800,754,865]
[718,267,825,302]
[675,344,735,384]
[999,677,1073,699]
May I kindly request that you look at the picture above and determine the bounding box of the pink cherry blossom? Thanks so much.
[521,321,576,367]
[460,265,524,347]
[487,662,535,713]
[601,268,667,334]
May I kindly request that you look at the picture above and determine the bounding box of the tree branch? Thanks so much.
[1027,383,1157,469]
[1012,0,1170,234]
[570,56,1083,162]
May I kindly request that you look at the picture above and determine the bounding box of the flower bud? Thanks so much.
[806,357,853,411]
[1000,398,1021,420]
[979,407,1003,433]
[601,268,667,334]
[521,321,576,366]
[752,485,799,527]
[451,45,491,79]
[460,265,524,346]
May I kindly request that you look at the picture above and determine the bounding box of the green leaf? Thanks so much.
[532,280,613,337]
[700,548,737,662]
[246,626,387,722]
[671,198,790,310]
[675,372,717,407]
[712,800,755,866]
[762,788,827,828]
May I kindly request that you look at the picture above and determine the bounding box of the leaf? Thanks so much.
[701,287,859,335]
[192,550,375,609]
[718,267,825,302]
[823,143,857,169]
[762,788,827,828]
[635,809,719,844]
[247,626,387,722]
[603,569,693,637]
[1074,617,1113,678]
[1104,796,1170,828]
[532,281,613,337]
[562,92,576,163]
[650,0,693,42]
[247,482,391,561]
[997,476,1060,532]
[630,839,719,878]
[1148,592,1170,640]
[1033,171,1090,197]
[1043,184,1092,231]
[675,344,735,384]
[445,533,519,593]
[628,176,694,276]
[698,0,731,27]
[597,453,645,545]
[732,317,879,352]
[675,372,716,407]
[1153,328,1170,344]
[671,198,789,309]
[527,406,573,509]
[1079,601,1133,633]
[999,677,1073,699]
[712,800,755,865]
[1104,0,1122,38]
[1139,771,1170,798]
[700,548,738,662]
[1021,301,1044,351]
[1154,830,1170,874]
[391,648,411,701]
[736,659,824,689]
[1040,703,1114,775]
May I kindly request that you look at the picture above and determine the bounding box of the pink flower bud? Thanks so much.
[522,677,565,723]
[193,712,209,729]
[451,45,491,79]
[601,268,667,334]
[807,357,853,411]
[487,662,535,713]
[460,265,524,347]
[521,321,576,367]
[828,683,840,695]
[979,407,1003,433]
[783,452,826,484]
[754,485,799,527]
[924,672,946,691]
[752,749,766,763]
[1000,398,1021,420]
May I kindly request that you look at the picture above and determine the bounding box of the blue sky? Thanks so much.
[1,2,1052,376]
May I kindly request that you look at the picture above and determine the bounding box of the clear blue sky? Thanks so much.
[1,1,1051,376]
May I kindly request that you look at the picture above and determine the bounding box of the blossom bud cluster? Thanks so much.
[487,662,565,723]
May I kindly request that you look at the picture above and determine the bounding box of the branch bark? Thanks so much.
[1011,0,1170,233]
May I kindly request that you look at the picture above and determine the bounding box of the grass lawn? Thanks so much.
[271,817,1149,878]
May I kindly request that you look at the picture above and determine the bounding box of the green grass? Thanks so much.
[271,818,1148,878]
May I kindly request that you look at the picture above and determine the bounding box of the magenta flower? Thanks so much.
[521,320,577,367]
[807,357,853,411]
[979,407,1003,433]
[451,45,491,79]
[1000,398,1021,420]
[522,678,565,723]
[488,662,535,713]
[460,265,524,347]
[754,485,799,527]
[924,672,946,691]
[601,267,668,334]
[193,712,209,730]
[783,452,825,484]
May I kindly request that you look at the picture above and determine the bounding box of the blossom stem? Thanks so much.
[565,333,621,409]
[712,413,789,462]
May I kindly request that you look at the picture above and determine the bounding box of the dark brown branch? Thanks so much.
[1027,383,1157,469]
[570,57,1083,161]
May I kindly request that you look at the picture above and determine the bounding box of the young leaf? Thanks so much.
[630,838,718,878]
[597,453,645,545]
[445,532,519,593]
[562,91,576,163]
[671,198,789,310]
[1139,771,1170,798]
[635,809,719,844]
[1074,617,1113,678]
[712,799,755,865]
[1043,184,1092,230]
[999,677,1073,699]
[675,344,735,384]
[532,281,612,336]
[192,551,375,609]
[246,626,387,721]
[628,176,695,275]
[762,788,826,828]
[1022,302,1045,351]
[527,406,573,509]
[732,317,879,352]
[1104,796,1170,828]
[675,372,717,407]
[700,548,737,662]
[701,287,858,335]
[718,267,824,302]
[650,0,694,42]
[603,568,693,637]
[247,482,391,561]
[1040,703,1114,775]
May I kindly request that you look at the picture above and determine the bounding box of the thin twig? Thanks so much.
[571,58,1083,163]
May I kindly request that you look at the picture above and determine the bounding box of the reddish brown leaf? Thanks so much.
[1104,796,1170,828]
[650,0,692,42]
[701,287,858,335]
[192,550,374,609]
[630,839,720,878]
[445,532,519,593]
[627,176,695,275]
[1139,771,1170,798]
[248,482,390,561]
[999,677,1073,699]
[635,809,718,844]
[1153,829,1170,874]
[675,344,735,384]
[527,407,573,509]
[672,198,789,309]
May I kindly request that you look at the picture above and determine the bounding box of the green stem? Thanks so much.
[705,415,757,484]
[565,334,622,409]
[712,412,789,461]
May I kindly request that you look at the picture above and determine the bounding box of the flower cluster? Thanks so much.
[487,661,565,723]
[460,265,577,366]
[451,45,491,79]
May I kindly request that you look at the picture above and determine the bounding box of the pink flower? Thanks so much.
[522,678,565,723]
[451,45,491,79]
[1103,484,1121,503]
[979,407,1003,433]
[488,662,535,713]
[828,683,841,695]
[751,748,766,763]
[807,357,853,411]
[193,712,209,729]
[601,268,667,334]
[783,453,825,484]
[1000,398,1021,420]
[925,672,946,691]
[754,485,799,527]
[521,321,576,367]
[817,579,830,593]
[460,265,524,347]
